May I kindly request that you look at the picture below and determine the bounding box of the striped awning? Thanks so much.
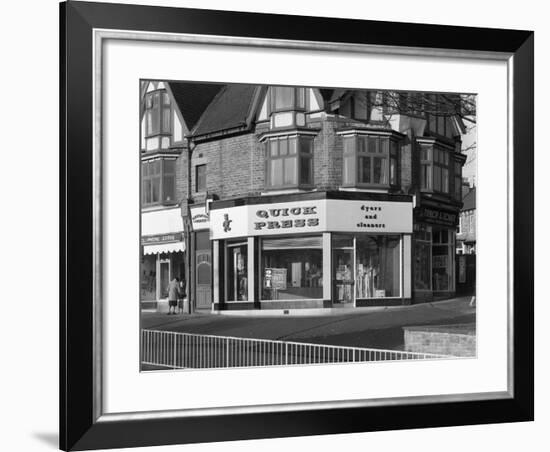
[143,241,185,255]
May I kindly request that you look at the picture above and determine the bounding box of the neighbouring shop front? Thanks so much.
[413,204,459,302]
[209,191,414,311]
[141,207,185,311]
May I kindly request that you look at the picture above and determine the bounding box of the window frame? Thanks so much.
[265,135,314,190]
[144,89,172,139]
[269,86,307,114]
[342,133,400,189]
[419,142,453,195]
[195,164,207,193]
[141,157,177,207]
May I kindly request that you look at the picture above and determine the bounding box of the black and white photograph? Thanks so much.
[139,81,478,370]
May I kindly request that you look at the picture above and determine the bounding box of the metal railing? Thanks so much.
[141,329,451,370]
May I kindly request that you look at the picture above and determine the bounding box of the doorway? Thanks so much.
[333,248,354,305]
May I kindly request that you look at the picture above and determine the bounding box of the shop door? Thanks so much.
[196,251,211,309]
[158,259,170,300]
[333,249,354,305]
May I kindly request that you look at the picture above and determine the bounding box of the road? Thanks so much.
[141,296,475,350]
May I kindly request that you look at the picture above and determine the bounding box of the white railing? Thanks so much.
[141,329,451,370]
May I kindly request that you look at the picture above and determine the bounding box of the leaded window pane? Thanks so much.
[373,157,388,184]
[270,159,283,186]
[283,157,297,185]
[279,138,288,156]
[300,156,311,185]
[358,156,371,184]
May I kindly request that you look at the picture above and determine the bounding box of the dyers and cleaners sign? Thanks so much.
[210,199,412,239]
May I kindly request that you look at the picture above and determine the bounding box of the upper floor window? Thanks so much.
[420,144,450,194]
[342,135,399,187]
[270,87,306,112]
[144,90,171,137]
[141,158,176,206]
[453,161,462,200]
[265,135,313,189]
[195,164,206,193]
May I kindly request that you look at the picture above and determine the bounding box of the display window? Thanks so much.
[140,254,157,301]
[414,225,432,291]
[432,228,454,291]
[355,235,400,298]
[226,242,248,302]
[261,236,323,301]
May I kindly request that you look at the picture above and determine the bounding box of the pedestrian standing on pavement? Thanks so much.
[167,277,180,315]
[177,278,186,314]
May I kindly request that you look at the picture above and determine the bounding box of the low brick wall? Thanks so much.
[403,324,476,357]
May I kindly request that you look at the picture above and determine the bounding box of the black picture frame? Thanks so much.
[60,1,534,450]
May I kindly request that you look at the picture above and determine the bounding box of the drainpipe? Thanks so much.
[182,137,195,314]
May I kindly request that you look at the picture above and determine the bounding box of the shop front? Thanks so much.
[141,207,185,311]
[413,204,459,302]
[209,192,413,311]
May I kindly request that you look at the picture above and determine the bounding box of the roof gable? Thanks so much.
[167,82,224,132]
[191,84,260,139]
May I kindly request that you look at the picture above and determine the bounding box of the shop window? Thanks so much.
[342,135,399,188]
[432,228,453,291]
[414,226,432,291]
[355,236,400,298]
[226,242,248,302]
[261,236,323,300]
[140,255,157,301]
[420,144,450,194]
[144,90,171,137]
[195,164,206,193]
[265,136,313,188]
[141,158,176,206]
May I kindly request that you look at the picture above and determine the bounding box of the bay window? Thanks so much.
[342,134,399,187]
[141,158,176,206]
[419,143,451,194]
[266,135,313,188]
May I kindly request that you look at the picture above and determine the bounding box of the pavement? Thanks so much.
[141,296,476,350]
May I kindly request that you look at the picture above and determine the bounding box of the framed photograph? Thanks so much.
[60,1,533,450]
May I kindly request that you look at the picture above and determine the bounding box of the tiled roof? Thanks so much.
[191,84,260,137]
[462,187,476,211]
[168,82,223,131]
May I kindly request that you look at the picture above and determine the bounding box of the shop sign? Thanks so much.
[417,207,458,227]
[264,268,287,290]
[210,199,412,239]
[141,232,182,245]
[253,206,320,231]
[326,199,412,234]
[190,205,210,230]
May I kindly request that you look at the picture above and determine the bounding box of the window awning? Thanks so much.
[143,241,185,255]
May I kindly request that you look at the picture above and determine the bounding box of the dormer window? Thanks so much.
[142,86,173,153]
[269,86,307,129]
[145,90,171,137]
[341,132,400,188]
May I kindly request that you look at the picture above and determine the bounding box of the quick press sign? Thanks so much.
[210,199,412,239]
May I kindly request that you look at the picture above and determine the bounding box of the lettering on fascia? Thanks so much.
[254,206,319,230]
[357,204,386,229]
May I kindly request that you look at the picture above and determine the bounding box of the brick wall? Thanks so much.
[403,325,476,357]
[191,133,261,202]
